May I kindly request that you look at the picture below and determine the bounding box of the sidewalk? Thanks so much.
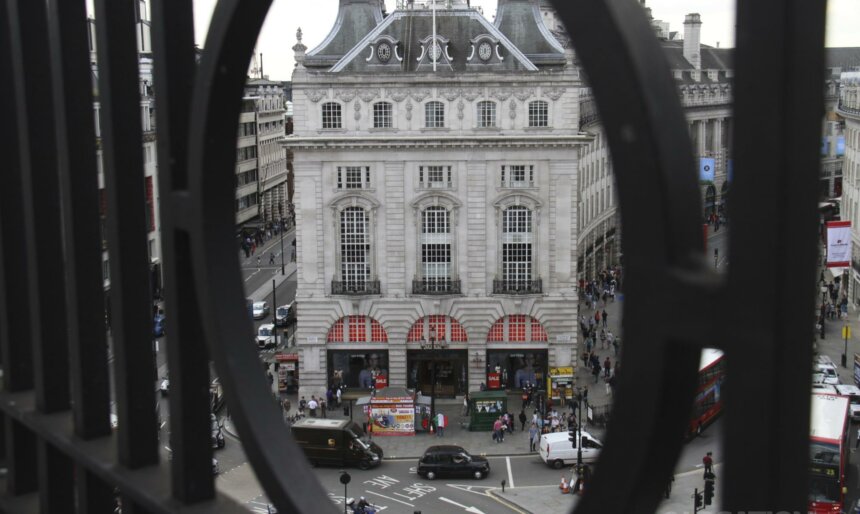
[489,464,722,514]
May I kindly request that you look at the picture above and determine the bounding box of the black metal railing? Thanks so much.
[0,0,828,512]
[493,278,543,295]
[412,278,461,295]
[331,279,381,295]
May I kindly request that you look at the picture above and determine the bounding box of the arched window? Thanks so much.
[373,101,392,128]
[528,100,548,127]
[340,207,370,291]
[327,316,388,343]
[477,100,496,128]
[487,315,548,342]
[421,206,451,292]
[406,315,468,342]
[502,206,533,288]
[425,101,445,128]
[322,102,342,129]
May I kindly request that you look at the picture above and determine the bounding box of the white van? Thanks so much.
[813,355,840,385]
[835,384,860,421]
[539,431,603,469]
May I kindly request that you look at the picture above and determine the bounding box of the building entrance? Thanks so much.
[407,350,467,398]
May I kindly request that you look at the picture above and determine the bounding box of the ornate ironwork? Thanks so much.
[0,0,828,512]
[331,279,381,295]
[493,279,543,295]
[412,278,461,295]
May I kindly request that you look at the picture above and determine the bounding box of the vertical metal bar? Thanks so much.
[6,0,70,414]
[45,0,112,439]
[37,440,74,513]
[724,0,826,511]
[92,0,158,468]
[149,0,215,502]
[5,419,36,496]
[0,0,34,394]
[75,465,116,514]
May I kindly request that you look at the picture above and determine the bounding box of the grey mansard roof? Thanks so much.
[304,0,386,68]
[494,0,566,66]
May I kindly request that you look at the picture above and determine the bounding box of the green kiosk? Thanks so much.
[468,390,508,431]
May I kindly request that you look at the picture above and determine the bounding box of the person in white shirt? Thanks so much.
[308,396,319,417]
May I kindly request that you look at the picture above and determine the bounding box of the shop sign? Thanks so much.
[487,373,501,389]
[375,374,388,389]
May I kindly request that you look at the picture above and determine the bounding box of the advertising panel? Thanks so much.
[826,221,852,268]
[699,157,716,182]
[370,396,415,436]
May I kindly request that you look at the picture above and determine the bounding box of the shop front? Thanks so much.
[486,350,548,391]
[327,350,389,390]
[406,350,467,398]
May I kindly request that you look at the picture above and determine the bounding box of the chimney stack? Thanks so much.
[683,13,702,70]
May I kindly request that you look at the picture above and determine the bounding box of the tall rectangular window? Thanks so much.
[425,101,445,128]
[373,102,392,128]
[322,102,342,129]
[528,100,549,127]
[502,207,533,286]
[501,165,534,187]
[477,101,496,128]
[421,207,452,291]
[341,207,370,290]
[418,165,452,189]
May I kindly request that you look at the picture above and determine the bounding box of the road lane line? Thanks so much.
[364,490,414,507]
[439,496,486,513]
[506,457,515,488]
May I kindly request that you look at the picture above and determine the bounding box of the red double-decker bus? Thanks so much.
[688,349,725,438]
[809,393,850,513]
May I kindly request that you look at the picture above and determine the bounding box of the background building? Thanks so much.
[286,0,585,400]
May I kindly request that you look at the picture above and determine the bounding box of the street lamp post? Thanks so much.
[279,217,285,276]
[272,279,278,348]
[576,387,583,471]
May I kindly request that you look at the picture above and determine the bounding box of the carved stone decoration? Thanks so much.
[335,89,357,102]
[440,88,461,101]
[405,100,413,120]
[358,89,379,103]
[387,89,408,103]
[354,101,361,121]
[457,100,465,120]
[513,88,535,101]
[461,88,480,101]
[509,99,517,119]
[542,87,566,101]
[306,89,328,103]
[409,89,431,102]
[491,88,512,101]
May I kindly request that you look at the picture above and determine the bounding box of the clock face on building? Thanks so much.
[429,42,442,62]
[377,42,392,62]
[478,42,493,61]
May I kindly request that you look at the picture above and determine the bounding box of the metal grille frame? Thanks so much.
[0,0,827,513]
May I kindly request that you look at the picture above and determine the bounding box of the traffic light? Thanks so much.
[694,490,703,510]
[704,476,715,505]
[569,428,577,448]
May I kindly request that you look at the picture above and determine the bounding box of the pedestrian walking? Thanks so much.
[599,329,607,350]
[519,410,527,431]
[269,253,275,265]
[603,357,611,378]
[602,309,608,328]
[529,423,539,452]
[493,417,503,443]
[299,396,306,415]
[463,394,470,416]
[592,363,600,384]
[257,256,261,267]
[702,451,713,477]
[336,387,342,407]
[320,399,327,418]
[436,413,446,437]
[308,396,319,418]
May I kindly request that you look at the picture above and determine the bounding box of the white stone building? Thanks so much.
[285,0,586,400]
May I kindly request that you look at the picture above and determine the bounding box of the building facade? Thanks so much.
[286,0,585,400]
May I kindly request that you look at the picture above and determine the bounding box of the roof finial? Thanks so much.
[293,27,308,67]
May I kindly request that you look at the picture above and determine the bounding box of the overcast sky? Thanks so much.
[188,0,860,81]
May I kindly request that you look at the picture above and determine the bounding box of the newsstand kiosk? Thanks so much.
[467,390,507,431]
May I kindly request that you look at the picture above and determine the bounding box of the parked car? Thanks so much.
[252,301,270,320]
[835,384,860,421]
[539,431,603,469]
[417,445,489,480]
[153,313,166,337]
[813,355,840,385]
[256,324,276,350]
[275,301,296,327]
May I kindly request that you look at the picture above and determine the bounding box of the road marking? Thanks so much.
[506,457,515,488]
[439,496,486,513]
[445,484,495,495]
[244,268,261,282]
[364,490,414,507]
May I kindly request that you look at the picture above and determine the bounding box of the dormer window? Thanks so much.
[467,34,503,64]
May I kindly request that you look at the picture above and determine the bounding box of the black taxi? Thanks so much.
[417,445,489,480]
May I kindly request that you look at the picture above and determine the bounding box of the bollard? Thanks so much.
[501,479,506,493]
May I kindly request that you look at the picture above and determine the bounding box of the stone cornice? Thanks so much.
[282,134,590,151]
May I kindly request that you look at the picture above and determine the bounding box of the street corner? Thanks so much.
[488,484,574,514]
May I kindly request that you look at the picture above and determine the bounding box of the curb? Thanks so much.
[488,489,535,514]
